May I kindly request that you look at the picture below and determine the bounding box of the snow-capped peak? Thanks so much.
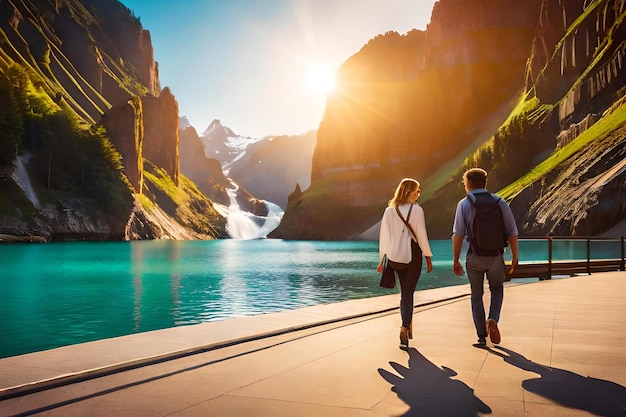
[202,119,236,138]
[179,116,191,130]
[197,119,270,171]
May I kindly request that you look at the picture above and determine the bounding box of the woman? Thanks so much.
[378,178,433,349]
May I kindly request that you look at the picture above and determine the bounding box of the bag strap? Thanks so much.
[395,205,418,242]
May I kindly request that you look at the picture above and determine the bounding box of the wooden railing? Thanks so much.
[507,236,625,280]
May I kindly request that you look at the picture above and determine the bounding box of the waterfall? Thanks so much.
[12,154,41,209]
[217,181,284,239]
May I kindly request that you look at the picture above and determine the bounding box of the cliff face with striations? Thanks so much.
[0,0,225,240]
[510,128,626,236]
[505,0,626,236]
[415,0,626,239]
[1,0,159,122]
[529,0,626,135]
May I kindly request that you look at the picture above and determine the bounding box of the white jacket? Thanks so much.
[379,203,433,264]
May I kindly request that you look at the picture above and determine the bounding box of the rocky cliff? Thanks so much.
[273,0,626,240]
[510,125,625,236]
[178,121,231,207]
[142,87,179,185]
[1,0,158,120]
[0,0,226,241]
[429,0,626,239]
[504,0,626,236]
[4,0,624,242]
[272,0,543,240]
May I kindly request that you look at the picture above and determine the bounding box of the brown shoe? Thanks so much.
[399,327,409,349]
[486,319,501,344]
[408,321,413,339]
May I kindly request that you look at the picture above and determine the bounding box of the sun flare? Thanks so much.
[303,61,337,96]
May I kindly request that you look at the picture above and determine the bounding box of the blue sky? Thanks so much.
[121,0,437,138]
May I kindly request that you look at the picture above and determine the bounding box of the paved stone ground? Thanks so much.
[1,271,625,416]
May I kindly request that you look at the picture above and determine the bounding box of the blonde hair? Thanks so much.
[389,178,420,207]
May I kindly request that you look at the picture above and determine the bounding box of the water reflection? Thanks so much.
[169,242,182,325]
[130,241,185,330]
[131,241,144,331]
[0,239,472,358]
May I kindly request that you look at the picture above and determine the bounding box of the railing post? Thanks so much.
[619,236,626,271]
[587,236,591,275]
[547,237,553,280]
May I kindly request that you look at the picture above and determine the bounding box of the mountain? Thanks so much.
[498,0,626,237]
[271,0,626,240]
[225,131,317,209]
[271,0,543,240]
[178,120,231,207]
[200,119,245,169]
[3,0,624,242]
[198,120,316,209]
[422,0,626,239]
[0,0,227,241]
[179,118,303,239]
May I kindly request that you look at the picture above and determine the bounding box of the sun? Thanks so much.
[303,61,337,96]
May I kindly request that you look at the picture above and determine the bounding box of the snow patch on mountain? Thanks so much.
[199,119,271,173]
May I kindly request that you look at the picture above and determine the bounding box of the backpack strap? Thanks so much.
[467,191,501,205]
[395,204,418,242]
[466,192,502,226]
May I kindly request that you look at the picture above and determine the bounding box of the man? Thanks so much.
[452,168,519,347]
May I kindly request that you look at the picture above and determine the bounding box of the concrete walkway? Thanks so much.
[0,271,625,416]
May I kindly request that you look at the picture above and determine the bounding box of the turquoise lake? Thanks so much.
[0,238,619,359]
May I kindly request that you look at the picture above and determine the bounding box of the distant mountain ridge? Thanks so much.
[201,119,269,171]
[185,119,316,210]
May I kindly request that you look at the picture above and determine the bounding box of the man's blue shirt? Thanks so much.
[453,188,519,240]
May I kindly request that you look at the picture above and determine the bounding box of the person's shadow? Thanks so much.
[378,348,492,416]
[488,346,626,416]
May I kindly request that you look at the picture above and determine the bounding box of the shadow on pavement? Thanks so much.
[488,346,626,417]
[378,348,491,416]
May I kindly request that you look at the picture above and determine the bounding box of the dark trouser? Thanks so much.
[466,252,506,341]
[388,240,423,327]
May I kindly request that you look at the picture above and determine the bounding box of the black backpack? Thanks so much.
[468,192,508,256]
